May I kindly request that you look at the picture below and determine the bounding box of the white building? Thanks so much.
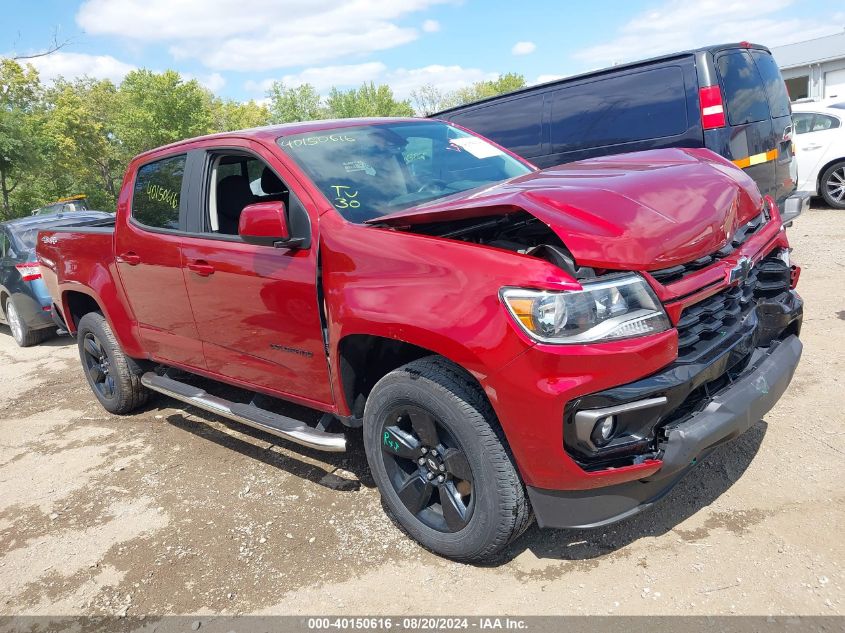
[771,30,845,101]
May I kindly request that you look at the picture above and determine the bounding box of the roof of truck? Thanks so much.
[134,117,424,161]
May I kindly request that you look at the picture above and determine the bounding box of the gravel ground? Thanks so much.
[0,204,842,616]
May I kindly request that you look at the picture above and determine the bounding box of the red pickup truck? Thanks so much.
[37,118,803,562]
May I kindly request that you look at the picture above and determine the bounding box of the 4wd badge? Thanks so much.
[729,256,752,284]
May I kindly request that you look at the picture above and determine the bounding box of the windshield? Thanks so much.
[277,121,532,223]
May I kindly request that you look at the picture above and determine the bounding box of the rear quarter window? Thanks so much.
[716,51,770,125]
[448,94,544,157]
[550,65,688,151]
[751,51,791,118]
[132,154,186,230]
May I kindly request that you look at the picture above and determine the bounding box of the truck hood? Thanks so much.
[371,148,764,270]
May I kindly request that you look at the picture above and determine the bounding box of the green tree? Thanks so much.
[44,77,123,208]
[266,82,325,123]
[114,69,216,157]
[326,82,414,118]
[212,98,272,132]
[0,59,46,219]
[410,83,452,116]
[447,73,527,108]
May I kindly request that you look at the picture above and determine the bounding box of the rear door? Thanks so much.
[750,50,794,203]
[709,50,778,200]
[793,112,843,191]
[114,152,205,368]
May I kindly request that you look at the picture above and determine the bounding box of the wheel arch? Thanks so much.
[336,334,489,420]
[62,288,104,331]
[816,156,845,193]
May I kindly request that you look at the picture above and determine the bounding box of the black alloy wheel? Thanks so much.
[380,404,475,532]
[82,331,116,400]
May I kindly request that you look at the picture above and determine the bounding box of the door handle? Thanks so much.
[118,251,141,266]
[800,144,823,151]
[187,260,215,277]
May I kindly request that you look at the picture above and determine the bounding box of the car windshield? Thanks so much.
[277,121,532,223]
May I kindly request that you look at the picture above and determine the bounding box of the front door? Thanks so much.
[180,143,334,408]
[114,152,204,368]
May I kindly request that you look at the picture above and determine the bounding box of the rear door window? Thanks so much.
[716,51,770,125]
[448,94,544,157]
[132,154,187,230]
[549,66,688,151]
[811,114,841,131]
[751,51,791,118]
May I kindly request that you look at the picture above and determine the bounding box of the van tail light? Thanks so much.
[15,262,41,282]
[699,85,726,130]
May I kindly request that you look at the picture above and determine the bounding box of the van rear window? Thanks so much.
[751,51,791,118]
[716,51,770,125]
[549,66,688,152]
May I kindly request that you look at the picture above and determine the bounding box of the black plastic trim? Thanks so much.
[532,334,802,529]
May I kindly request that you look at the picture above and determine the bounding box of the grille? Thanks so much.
[651,210,768,284]
[675,254,791,363]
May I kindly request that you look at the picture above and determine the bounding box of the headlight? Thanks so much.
[501,274,670,344]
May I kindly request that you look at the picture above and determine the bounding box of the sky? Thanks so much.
[2,0,844,103]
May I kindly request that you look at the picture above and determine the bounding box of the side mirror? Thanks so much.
[238,201,305,248]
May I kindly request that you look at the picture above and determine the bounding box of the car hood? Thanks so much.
[371,148,765,270]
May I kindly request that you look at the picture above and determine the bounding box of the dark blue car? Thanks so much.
[0,211,113,346]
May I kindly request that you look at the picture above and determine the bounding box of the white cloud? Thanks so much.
[183,72,227,92]
[26,52,136,83]
[575,0,844,67]
[422,19,440,32]
[279,62,388,91]
[249,63,497,101]
[511,41,536,56]
[385,65,498,99]
[76,0,452,71]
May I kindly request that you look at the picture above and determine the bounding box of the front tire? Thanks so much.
[820,161,845,209]
[363,356,532,562]
[77,312,148,414]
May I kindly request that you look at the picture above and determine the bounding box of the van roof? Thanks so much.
[432,42,772,117]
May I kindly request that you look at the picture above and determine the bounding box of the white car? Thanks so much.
[792,101,845,209]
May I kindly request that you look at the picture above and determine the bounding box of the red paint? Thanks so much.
[238,201,290,242]
[35,119,797,493]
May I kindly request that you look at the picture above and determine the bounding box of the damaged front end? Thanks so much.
[563,251,802,472]
[374,210,598,280]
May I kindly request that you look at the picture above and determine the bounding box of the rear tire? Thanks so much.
[77,312,148,414]
[363,356,532,562]
[820,161,845,209]
[4,297,48,347]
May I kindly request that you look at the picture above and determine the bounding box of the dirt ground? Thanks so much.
[0,205,843,617]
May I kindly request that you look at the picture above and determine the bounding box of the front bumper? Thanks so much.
[781,190,811,225]
[527,333,802,528]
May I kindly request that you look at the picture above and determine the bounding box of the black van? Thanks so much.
[433,43,809,220]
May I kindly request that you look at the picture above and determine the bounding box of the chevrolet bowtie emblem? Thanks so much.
[729,256,753,284]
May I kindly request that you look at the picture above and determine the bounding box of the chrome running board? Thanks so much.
[140,372,346,452]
